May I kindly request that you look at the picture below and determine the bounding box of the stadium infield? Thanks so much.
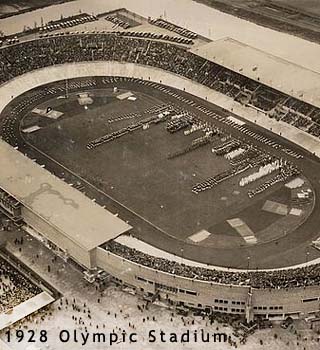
[2,76,320,269]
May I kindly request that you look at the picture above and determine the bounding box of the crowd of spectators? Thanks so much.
[1,32,320,144]
[104,241,320,289]
[0,257,42,314]
[271,97,320,138]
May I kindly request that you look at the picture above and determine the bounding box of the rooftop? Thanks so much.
[191,37,320,109]
[0,140,132,251]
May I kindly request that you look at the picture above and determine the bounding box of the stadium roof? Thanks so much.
[191,38,320,109]
[0,140,132,251]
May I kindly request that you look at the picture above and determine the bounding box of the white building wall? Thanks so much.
[22,207,93,268]
[96,248,320,319]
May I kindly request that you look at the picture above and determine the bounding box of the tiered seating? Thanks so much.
[105,240,320,289]
[1,33,320,144]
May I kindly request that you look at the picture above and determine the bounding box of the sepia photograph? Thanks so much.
[0,1,320,349]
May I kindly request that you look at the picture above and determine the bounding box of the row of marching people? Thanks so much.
[192,161,250,194]
[239,158,282,187]
[248,164,300,198]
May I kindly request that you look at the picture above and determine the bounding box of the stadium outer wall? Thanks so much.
[96,249,320,321]
[0,62,320,321]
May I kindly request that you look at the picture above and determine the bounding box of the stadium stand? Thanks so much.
[0,33,320,144]
[104,240,320,289]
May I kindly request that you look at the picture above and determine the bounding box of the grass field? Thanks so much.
[25,87,234,239]
[20,80,311,250]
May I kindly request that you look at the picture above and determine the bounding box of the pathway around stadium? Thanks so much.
[1,231,319,350]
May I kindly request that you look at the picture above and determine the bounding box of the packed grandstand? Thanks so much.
[1,33,320,139]
[105,240,320,289]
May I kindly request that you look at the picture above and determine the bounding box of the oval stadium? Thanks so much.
[1,6,320,329]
